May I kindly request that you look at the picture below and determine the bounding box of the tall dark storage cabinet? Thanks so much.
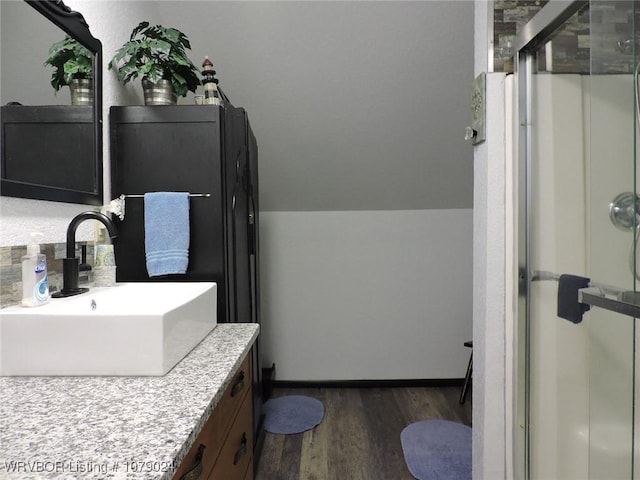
[110,104,262,447]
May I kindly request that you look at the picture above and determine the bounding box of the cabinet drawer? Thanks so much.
[171,401,220,480]
[208,391,253,480]
[212,353,252,442]
[172,353,252,480]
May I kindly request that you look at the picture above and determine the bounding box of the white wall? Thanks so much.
[0,198,95,246]
[473,2,509,479]
[472,71,508,480]
[260,209,472,380]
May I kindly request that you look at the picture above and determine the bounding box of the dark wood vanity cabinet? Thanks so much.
[173,352,254,480]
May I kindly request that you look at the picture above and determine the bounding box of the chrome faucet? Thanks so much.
[52,211,118,298]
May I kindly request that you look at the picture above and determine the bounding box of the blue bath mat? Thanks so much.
[401,419,472,480]
[263,395,324,434]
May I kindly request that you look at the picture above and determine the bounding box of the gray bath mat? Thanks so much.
[401,419,471,480]
[263,395,324,434]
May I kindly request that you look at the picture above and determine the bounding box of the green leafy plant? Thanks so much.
[44,36,93,92]
[108,21,200,98]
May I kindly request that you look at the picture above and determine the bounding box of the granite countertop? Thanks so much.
[0,323,259,480]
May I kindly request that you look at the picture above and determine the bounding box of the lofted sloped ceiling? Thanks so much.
[156,1,474,212]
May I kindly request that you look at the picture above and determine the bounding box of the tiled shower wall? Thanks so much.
[494,0,640,74]
[0,243,94,308]
[493,0,549,72]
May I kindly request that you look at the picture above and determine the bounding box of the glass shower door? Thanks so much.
[587,2,637,477]
[526,7,592,476]
[518,1,638,478]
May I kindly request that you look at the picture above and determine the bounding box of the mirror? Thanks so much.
[0,0,103,205]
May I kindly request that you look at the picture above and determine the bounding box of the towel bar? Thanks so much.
[122,193,211,198]
[532,270,640,319]
[106,193,211,221]
[531,270,620,296]
[578,287,640,319]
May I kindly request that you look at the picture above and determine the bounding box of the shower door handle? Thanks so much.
[578,287,640,319]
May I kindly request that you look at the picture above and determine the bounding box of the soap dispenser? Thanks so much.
[94,225,116,287]
[21,232,50,307]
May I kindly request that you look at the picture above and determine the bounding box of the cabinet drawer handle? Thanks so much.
[233,433,248,465]
[180,444,205,480]
[231,371,245,397]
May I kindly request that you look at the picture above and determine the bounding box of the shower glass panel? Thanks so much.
[527,6,592,478]
[587,2,637,478]
[521,1,638,478]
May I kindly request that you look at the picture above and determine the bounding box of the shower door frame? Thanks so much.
[513,1,589,478]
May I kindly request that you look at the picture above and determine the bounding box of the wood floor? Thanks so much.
[255,386,471,480]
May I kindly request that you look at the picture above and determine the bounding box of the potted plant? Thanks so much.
[44,35,94,105]
[108,21,200,105]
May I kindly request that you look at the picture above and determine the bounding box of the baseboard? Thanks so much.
[273,378,465,389]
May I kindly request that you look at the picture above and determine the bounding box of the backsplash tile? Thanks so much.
[0,242,94,308]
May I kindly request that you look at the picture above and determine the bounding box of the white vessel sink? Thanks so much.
[0,282,217,376]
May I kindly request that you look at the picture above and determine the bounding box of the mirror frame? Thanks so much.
[1,0,103,205]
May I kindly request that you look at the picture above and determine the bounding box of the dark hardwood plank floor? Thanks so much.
[255,386,471,480]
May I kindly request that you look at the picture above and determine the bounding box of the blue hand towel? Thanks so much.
[144,192,190,277]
